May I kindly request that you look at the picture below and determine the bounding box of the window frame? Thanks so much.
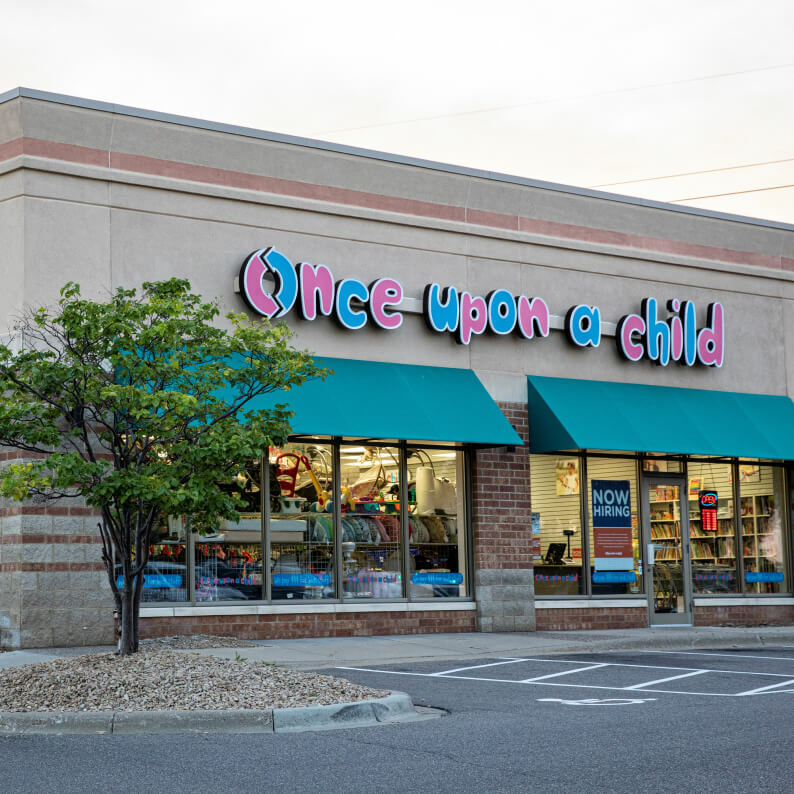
[531,451,793,600]
[148,437,473,606]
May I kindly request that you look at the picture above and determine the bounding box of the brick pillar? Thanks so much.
[0,453,114,648]
[471,402,534,632]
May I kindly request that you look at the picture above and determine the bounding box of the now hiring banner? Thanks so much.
[592,480,634,572]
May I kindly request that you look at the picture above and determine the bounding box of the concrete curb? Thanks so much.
[0,691,421,735]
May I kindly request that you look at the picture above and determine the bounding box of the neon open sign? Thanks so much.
[699,490,719,532]
[238,246,724,367]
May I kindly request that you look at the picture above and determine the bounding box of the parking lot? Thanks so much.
[337,647,794,701]
[1,646,792,793]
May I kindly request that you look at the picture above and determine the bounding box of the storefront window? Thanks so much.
[740,464,789,594]
[407,447,467,598]
[586,457,642,596]
[643,456,683,473]
[194,541,264,601]
[340,445,403,599]
[269,442,335,600]
[194,459,264,601]
[139,515,188,602]
[530,454,584,595]
[687,461,738,594]
[151,441,471,605]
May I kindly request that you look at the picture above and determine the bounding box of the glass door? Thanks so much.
[644,477,692,625]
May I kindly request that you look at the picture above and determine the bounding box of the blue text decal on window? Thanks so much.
[592,571,636,584]
[116,574,183,589]
[272,573,330,587]
[745,571,784,583]
[411,572,463,585]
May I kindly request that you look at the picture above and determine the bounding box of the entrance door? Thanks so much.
[643,477,692,625]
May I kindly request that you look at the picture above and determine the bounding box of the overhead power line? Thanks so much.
[317,61,794,135]
[591,156,794,188]
[671,183,794,202]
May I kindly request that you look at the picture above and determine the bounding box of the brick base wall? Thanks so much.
[694,605,794,627]
[139,609,476,640]
[536,604,794,630]
[536,608,649,631]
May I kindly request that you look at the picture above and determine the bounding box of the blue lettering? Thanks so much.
[334,279,369,330]
[423,283,459,333]
[486,289,516,335]
[565,305,601,347]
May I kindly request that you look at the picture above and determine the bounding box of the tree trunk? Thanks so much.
[119,576,139,655]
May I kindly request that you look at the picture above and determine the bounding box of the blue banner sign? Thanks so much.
[592,480,634,572]
[272,573,330,587]
[411,572,463,586]
[592,571,636,584]
[745,572,784,584]
[116,574,183,589]
[591,480,632,528]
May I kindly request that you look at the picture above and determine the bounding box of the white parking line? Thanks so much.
[521,664,608,683]
[431,659,531,676]
[624,670,709,690]
[639,650,794,662]
[737,678,794,696]
[338,655,794,699]
[335,666,742,696]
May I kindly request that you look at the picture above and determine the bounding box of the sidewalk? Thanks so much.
[3,625,794,671]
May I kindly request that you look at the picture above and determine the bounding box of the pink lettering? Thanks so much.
[617,314,645,362]
[298,262,335,321]
[368,278,404,330]
[457,292,487,345]
[516,296,550,339]
[697,303,724,367]
[241,250,279,317]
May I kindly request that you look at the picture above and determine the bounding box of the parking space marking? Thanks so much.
[520,664,608,683]
[624,670,709,690]
[337,655,794,699]
[431,658,532,676]
[337,667,741,696]
[737,678,794,696]
[639,650,794,662]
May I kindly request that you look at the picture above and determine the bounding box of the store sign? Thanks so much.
[237,247,724,367]
[591,480,634,571]
[699,490,718,532]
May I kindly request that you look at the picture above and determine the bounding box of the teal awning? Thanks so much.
[232,357,522,446]
[527,375,794,460]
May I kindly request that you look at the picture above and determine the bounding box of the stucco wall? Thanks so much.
[0,94,792,406]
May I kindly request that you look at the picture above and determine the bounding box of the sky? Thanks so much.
[3,0,794,223]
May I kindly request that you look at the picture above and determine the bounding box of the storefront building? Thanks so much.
[0,88,793,648]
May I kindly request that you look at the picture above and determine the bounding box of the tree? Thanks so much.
[0,279,324,654]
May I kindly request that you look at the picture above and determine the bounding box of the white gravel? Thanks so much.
[140,634,260,650]
[0,650,387,712]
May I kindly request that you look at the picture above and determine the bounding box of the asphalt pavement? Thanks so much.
[1,645,792,793]
[1,628,793,792]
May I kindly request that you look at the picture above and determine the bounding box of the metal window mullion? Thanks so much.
[580,454,591,597]
[634,457,644,594]
[733,460,745,594]
[262,453,270,602]
[464,447,474,599]
[785,466,793,593]
[187,517,196,605]
[332,440,343,600]
[679,474,693,614]
[400,441,410,600]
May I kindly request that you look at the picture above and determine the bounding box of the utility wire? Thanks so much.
[671,183,794,202]
[591,156,794,188]
[317,61,794,135]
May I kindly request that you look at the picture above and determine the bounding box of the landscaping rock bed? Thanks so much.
[0,650,387,712]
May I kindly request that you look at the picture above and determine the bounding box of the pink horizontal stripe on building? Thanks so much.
[1,136,791,272]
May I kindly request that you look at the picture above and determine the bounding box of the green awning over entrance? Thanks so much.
[237,357,522,446]
[527,375,794,460]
